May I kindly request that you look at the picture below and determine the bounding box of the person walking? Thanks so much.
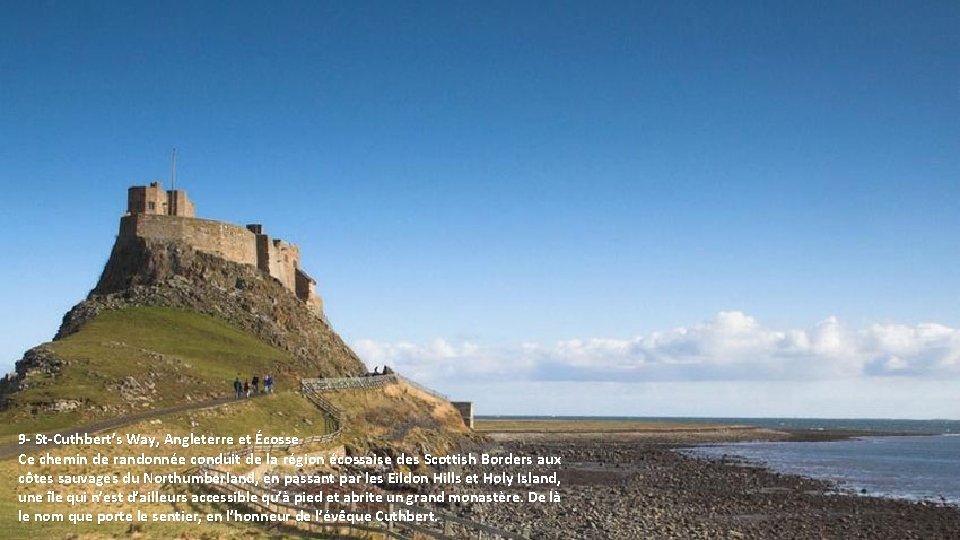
[252,375,260,394]
[233,377,242,399]
[244,380,251,398]
[264,374,272,393]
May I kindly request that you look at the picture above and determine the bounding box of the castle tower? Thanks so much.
[127,182,195,217]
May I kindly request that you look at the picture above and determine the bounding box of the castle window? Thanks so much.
[148,202,156,210]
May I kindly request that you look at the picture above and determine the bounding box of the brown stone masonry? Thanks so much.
[121,182,322,313]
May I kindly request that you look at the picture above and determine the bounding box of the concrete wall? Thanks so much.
[450,401,474,429]
[121,214,258,267]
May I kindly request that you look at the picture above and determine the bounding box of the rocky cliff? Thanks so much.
[61,235,366,375]
[1,234,366,410]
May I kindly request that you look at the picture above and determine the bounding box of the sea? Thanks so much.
[481,416,960,504]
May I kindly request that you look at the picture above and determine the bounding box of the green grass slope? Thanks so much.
[2,306,304,437]
[1,391,337,539]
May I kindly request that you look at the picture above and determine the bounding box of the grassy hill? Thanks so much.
[0,228,476,538]
[0,391,337,539]
[1,306,478,538]
[1,306,304,439]
[1,383,475,539]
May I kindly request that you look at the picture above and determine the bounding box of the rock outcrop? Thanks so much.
[2,232,367,409]
[0,345,62,398]
[57,235,366,377]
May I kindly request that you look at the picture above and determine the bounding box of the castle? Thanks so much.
[120,182,323,314]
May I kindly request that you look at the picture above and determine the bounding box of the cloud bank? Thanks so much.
[353,311,960,385]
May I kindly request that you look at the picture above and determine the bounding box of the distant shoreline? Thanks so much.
[465,417,960,538]
[475,415,948,441]
[474,417,941,442]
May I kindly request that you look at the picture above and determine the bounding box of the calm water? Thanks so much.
[684,435,960,504]
[480,417,960,504]
[479,416,960,434]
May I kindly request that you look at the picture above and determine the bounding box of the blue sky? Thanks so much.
[1,2,959,417]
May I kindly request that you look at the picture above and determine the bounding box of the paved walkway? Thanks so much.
[0,393,265,460]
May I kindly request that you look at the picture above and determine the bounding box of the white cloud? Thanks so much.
[435,380,960,418]
[353,311,960,385]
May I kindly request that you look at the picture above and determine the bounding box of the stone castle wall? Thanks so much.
[166,190,195,217]
[269,241,299,294]
[255,235,299,293]
[127,182,195,217]
[120,214,258,266]
[118,213,323,314]
[295,269,324,313]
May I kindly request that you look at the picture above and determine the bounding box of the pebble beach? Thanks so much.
[452,422,960,539]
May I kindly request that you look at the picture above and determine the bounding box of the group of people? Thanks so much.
[233,373,274,399]
[364,365,395,376]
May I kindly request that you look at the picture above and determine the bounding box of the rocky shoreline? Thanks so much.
[440,429,960,539]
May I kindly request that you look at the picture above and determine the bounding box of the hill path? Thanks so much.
[0,393,263,460]
[4,376,527,539]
